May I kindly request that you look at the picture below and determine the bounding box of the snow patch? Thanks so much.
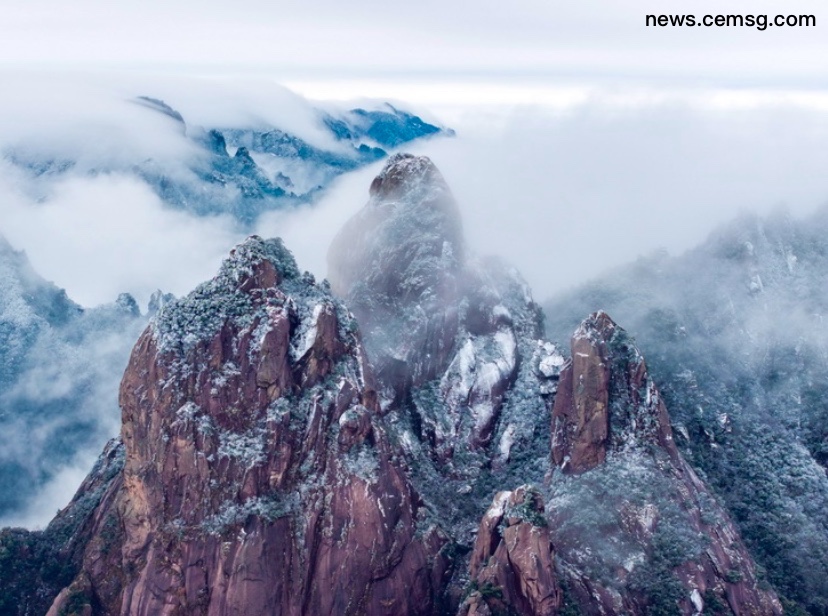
[487,491,513,519]
[690,588,704,614]
[291,303,323,361]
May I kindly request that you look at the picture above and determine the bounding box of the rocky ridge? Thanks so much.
[44,236,450,615]
[544,209,828,612]
[2,154,788,615]
[550,311,781,614]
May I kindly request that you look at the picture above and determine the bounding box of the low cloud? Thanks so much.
[2,73,828,527]
[0,169,241,307]
[403,97,828,300]
[0,452,97,529]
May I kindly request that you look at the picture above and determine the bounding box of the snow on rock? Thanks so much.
[549,312,783,615]
[329,154,552,469]
[690,588,704,614]
[42,233,451,616]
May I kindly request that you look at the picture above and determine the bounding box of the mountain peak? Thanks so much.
[151,236,302,354]
[41,227,450,615]
[368,152,446,201]
[224,235,300,283]
[328,154,464,302]
[572,309,618,343]
[552,311,677,474]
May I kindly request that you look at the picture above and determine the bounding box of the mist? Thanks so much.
[3,72,828,312]
[0,72,391,308]
[400,95,828,302]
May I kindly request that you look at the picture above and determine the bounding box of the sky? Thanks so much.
[0,0,826,85]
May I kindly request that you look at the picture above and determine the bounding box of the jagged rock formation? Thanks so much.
[545,209,828,613]
[328,153,563,468]
[459,486,561,616]
[44,237,451,616]
[549,312,781,615]
[328,153,467,398]
[3,156,796,616]
[551,311,679,474]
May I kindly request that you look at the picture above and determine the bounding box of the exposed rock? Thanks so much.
[544,209,828,613]
[328,153,558,466]
[328,153,466,397]
[551,310,678,474]
[549,312,782,615]
[45,236,451,616]
[328,153,565,608]
[459,486,561,616]
[6,157,799,616]
[0,437,124,616]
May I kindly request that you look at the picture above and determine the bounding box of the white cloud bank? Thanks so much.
[405,98,828,299]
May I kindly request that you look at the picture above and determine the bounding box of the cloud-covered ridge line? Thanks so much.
[0,72,452,226]
[0,234,146,528]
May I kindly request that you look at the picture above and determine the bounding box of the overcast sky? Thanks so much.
[1,0,826,86]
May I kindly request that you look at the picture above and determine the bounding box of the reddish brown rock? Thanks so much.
[549,312,782,615]
[551,311,678,474]
[459,486,561,616]
[46,236,452,616]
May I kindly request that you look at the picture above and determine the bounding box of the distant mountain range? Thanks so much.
[4,95,452,224]
[0,236,147,520]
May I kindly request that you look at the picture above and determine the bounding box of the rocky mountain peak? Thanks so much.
[552,310,678,474]
[328,153,464,302]
[549,312,782,614]
[368,152,448,201]
[43,236,450,616]
[460,486,561,616]
[328,155,551,466]
[3,159,794,616]
[327,154,467,409]
[151,235,303,356]
[572,308,617,344]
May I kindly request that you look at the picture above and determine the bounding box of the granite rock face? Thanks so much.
[328,153,467,397]
[46,237,450,616]
[551,310,679,474]
[549,312,782,615]
[459,486,561,616]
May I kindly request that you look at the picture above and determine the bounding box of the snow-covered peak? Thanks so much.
[151,236,304,354]
[573,310,618,343]
[368,153,448,202]
[221,235,300,283]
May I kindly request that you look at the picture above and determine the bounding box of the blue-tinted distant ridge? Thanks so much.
[4,97,452,226]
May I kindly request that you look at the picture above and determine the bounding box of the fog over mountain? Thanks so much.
[544,207,828,611]
[0,1,827,607]
[3,73,828,309]
[0,74,449,527]
[2,72,828,533]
